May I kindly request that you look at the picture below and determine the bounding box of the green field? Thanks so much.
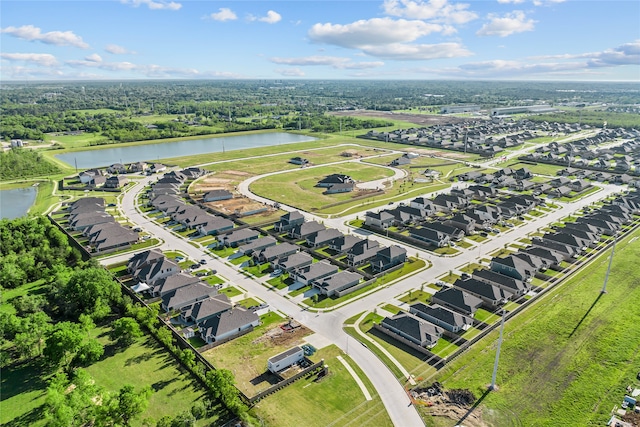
[250,162,395,212]
[255,345,393,427]
[422,229,640,427]
[1,326,225,427]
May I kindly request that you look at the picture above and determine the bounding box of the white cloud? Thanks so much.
[270,55,384,69]
[275,68,305,77]
[476,11,536,37]
[65,57,241,78]
[248,10,282,24]
[105,44,136,55]
[586,40,640,67]
[1,52,58,67]
[497,0,525,4]
[533,0,566,6]
[85,53,103,63]
[120,0,181,11]
[309,18,446,48]
[412,40,640,78]
[382,0,478,25]
[360,42,472,60]
[260,10,282,24]
[1,25,89,48]
[209,8,237,22]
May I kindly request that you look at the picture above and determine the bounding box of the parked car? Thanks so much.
[190,264,200,270]
[272,269,283,276]
[199,259,207,265]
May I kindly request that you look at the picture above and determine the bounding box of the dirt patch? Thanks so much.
[330,110,472,127]
[252,323,312,348]
[412,383,488,427]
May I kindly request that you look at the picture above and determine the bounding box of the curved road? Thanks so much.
[106,139,624,426]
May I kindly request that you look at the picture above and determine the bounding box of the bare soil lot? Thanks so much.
[330,110,472,127]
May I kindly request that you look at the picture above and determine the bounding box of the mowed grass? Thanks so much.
[250,162,394,212]
[426,229,640,427]
[254,345,393,427]
[1,326,226,427]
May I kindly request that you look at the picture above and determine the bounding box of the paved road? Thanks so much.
[106,148,625,427]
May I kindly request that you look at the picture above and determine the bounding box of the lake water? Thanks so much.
[55,132,318,169]
[0,186,37,219]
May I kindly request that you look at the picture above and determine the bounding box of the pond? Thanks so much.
[0,186,37,219]
[55,132,318,169]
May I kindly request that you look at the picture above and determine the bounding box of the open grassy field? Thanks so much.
[421,228,640,427]
[249,162,395,212]
[254,345,393,427]
[1,325,226,427]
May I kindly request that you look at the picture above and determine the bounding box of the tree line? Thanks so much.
[0,216,252,426]
[0,148,61,180]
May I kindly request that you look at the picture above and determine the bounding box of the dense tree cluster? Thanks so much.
[45,369,152,427]
[528,110,640,129]
[0,148,61,180]
[0,216,78,288]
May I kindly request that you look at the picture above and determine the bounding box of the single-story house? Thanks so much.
[199,307,260,344]
[409,303,473,333]
[380,313,444,349]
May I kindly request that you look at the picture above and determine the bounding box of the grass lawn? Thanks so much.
[0,279,47,315]
[250,162,394,212]
[218,285,243,298]
[1,326,226,427]
[398,290,431,304]
[254,345,393,427]
[426,228,640,427]
[235,297,260,308]
[355,314,437,381]
[430,336,460,358]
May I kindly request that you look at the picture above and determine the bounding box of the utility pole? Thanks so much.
[490,310,506,391]
[601,236,616,294]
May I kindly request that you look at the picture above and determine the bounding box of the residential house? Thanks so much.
[254,243,299,264]
[530,237,577,259]
[317,174,353,188]
[521,246,564,269]
[127,249,164,273]
[371,245,407,273]
[221,228,259,247]
[161,283,218,312]
[542,232,589,252]
[570,179,591,192]
[291,261,339,285]
[237,236,277,255]
[197,217,234,236]
[512,252,546,272]
[134,258,180,285]
[444,214,476,235]
[409,303,473,333]
[203,190,233,202]
[431,288,483,315]
[421,222,465,241]
[129,162,148,172]
[289,221,326,240]
[150,273,201,297]
[274,211,305,232]
[328,235,362,253]
[180,294,232,324]
[104,175,129,189]
[472,269,528,297]
[275,252,313,272]
[364,211,395,229]
[199,307,260,344]
[108,163,127,174]
[306,228,343,248]
[452,278,511,307]
[69,213,115,231]
[289,157,309,165]
[409,227,450,247]
[314,270,364,297]
[490,255,535,282]
[380,313,444,348]
[409,197,439,214]
[346,239,381,266]
[324,182,355,194]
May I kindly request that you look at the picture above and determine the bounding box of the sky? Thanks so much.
[1,0,639,81]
